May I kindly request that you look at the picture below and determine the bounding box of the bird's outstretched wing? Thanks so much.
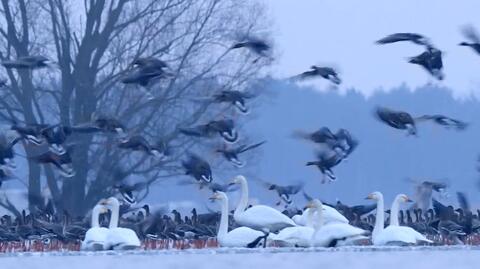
[237,140,266,153]
[461,25,480,43]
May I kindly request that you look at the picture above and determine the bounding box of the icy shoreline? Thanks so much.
[0,247,479,269]
[1,245,479,258]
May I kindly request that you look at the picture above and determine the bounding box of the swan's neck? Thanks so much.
[234,179,249,217]
[373,196,385,238]
[306,208,315,227]
[390,196,401,226]
[91,205,101,228]
[108,200,120,229]
[315,206,324,228]
[310,204,324,247]
[217,197,229,239]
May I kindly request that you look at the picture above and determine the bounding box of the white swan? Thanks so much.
[231,175,296,232]
[100,197,141,250]
[308,199,367,247]
[81,204,109,251]
[270,207,315,247]
[210,191,268,248]
[367,192,432,246]
[292,205,348,226]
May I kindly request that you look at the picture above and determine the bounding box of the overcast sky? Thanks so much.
[264,0,480,98]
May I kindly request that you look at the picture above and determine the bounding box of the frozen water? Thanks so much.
[0,246,479,269]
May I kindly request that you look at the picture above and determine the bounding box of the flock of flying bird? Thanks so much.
[0,25,479,251]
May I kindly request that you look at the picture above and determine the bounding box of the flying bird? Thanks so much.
[417,114,468,130]
[408,47,444,80]
[375,106,417,135]
[2,56,56,69]
[216,141,266,167]
[459,25,480,56]
[306,150,344,183]
[257,180,304,207]
[117,135,162,156]
[212,90,256,114]
[30,148,75,178]
[376,33,432,47]
[0,133,21,169]
[182,154,213,183]
[292,66,341,85]
[294,127,358,158]
[180,119,239,143]
[231,37,272,62]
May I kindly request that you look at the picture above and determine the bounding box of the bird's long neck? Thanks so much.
[373,195,385,238]
[234,179,249,217]
[310,204,324,247]
[390,196,401,226]
[91,205,101,228]
[217,197,229,239]
[108,199,120,229]
[306,208,315,227]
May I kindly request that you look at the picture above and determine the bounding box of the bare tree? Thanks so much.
[0,0,270,216]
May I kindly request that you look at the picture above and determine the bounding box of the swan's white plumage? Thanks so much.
[105,227,142,250]
[373,225,431,246]
[232,176,295,232]
[212,191,267,248]
[101,197,141,250]
[81,227,109,251]
[369,192,432,246]
[292,207,348,226]
[235,205,296,231]
[307,199,367,247]
[81,204,109,251]
[218,226,265,247]
[270,226,314,247]
[311,222,366,247]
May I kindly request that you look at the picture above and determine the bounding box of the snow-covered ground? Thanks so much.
[0,246,479,269]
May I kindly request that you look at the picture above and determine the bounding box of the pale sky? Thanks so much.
[264,0,480,98]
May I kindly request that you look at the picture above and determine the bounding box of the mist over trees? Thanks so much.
[0,0,270,216]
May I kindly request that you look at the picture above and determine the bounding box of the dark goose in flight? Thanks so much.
[30,149,75,178]
[293,66,341,85]
[216,141,266,167]
[231,37,272,63]
[408,47,444,80]
[213,90,255,114]
[2,56,55,69]
[182,154,213,183]
[459,25,480,56]
[117,135,161,156]
[376,33,432,47]
[417,114,468,130]
[306,150,344,183]
[180,119,239,143]
[375,106,417,135]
